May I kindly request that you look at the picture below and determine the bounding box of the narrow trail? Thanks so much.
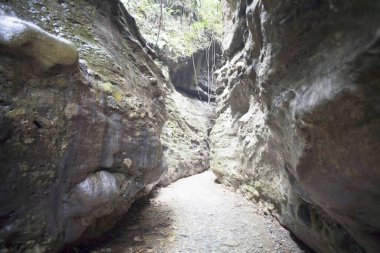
[81,171,312,253]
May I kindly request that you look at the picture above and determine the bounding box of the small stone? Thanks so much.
[24,138,35,144]
[168,235,176,242]
[64,103,80,119]
[223,240,240,247]
[133,235,144,242]
[149,77,157,86]
[128,112,137,120]
[123,158,133,169]
[99,82,113,93]
[251,189,260,201]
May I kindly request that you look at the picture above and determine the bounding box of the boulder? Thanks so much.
[0,14,78,72]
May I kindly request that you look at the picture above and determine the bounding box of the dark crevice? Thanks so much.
[33,120,43,129]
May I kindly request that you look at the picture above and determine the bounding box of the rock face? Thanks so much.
[168,43,222,102]
[211,1,380,253]
[0,0,167,251]
[160,89,212,186]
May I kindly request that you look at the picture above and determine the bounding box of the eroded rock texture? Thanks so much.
[158,47,217,185]
[0,0,167,251]
[160,89,212,186]
[168,43,222,102]
[211,1,380,253]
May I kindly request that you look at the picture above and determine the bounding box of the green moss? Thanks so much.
[97,82,126,105]
[123,0,223,57]
[99,82,114,93]
[7,108,26,118]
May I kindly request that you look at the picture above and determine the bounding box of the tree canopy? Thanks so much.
[122,0,223,57]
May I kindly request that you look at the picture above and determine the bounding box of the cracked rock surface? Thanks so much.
[211,1,380,252]
[0,1,167,251]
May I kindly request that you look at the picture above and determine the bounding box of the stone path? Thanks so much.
[78,171,313,253]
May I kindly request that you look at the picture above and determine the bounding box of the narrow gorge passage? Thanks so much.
[1,0,379,252]
[73,171,312,253]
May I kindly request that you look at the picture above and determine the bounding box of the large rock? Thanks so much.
[0,14,78,72]
[0,0,167,251]
[211,1,380,252]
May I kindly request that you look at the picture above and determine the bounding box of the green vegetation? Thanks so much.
[122,0,223,57]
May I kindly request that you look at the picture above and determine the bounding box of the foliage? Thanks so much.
[122,0,223,57]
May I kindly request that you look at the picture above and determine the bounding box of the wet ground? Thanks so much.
[72,171,313,253]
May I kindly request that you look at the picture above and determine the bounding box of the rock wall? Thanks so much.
[168,42,222,102]
[0,0,167,251]
[211,1,380,253]
[160,88,213,186]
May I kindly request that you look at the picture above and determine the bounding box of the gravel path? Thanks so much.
[78,171,312,253]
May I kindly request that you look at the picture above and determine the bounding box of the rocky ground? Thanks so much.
[72,171,312,253]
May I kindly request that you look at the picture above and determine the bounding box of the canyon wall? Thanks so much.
[2,0,379,252]
[0,0,212,251]
[0,0,170,251]
[159,89,212,186]
[211,1,380,252]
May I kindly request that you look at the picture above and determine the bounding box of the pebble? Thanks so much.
[168,235,176,242]
[133,235,144,242]
[223,240,240,247]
